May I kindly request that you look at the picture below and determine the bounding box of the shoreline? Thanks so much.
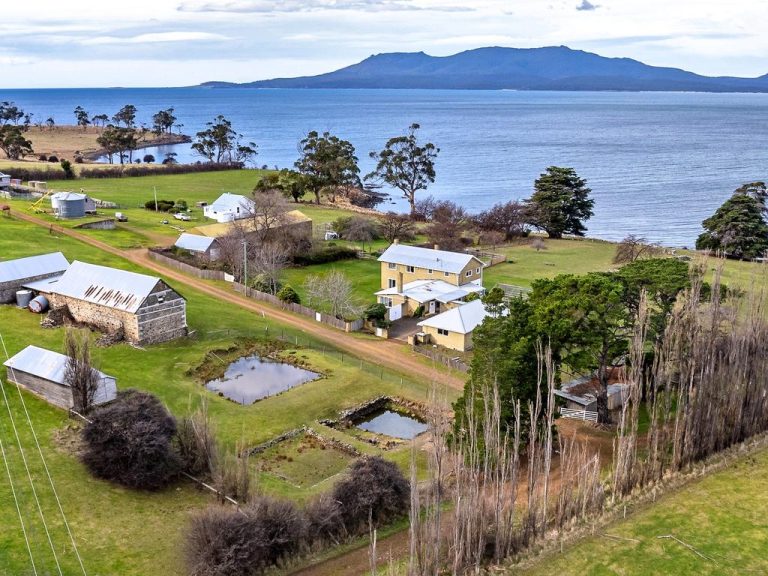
[82,132,192,162]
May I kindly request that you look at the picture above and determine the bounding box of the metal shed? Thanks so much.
[3,345,117,410]
[0,252,69,303]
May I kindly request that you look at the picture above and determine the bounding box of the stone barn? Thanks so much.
[3,345,117,410]
[0,252,69,304]
[47,261,188,345]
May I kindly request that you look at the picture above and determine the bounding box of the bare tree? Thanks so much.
[64,329,99,414]
[217,229,246,281]
[377,212,416,244]
[249,242,289,294]
[530,237,547,252]
[343,216,379,252]
[304,271,361,319]
[613,234,663,264]
[248,189,289,243]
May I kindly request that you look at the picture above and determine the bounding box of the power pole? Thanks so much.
[242,238,247,287]
[153,186,158,212]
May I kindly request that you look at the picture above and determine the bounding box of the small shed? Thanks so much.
[0,172,10,188]
[0,252,69,303]
[3,345,117,410]
[555,372,629,412]
[174,233,220,260]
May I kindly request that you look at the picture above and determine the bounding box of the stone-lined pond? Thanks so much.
[356,409,428,440]
[206,356,318,404]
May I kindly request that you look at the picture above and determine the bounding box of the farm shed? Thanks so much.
[174,233,221,260]
[555,371,629,412]
[47,261,188,345]
[0,252,69,304]
[3,345,117,410]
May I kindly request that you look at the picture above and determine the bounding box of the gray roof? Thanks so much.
[51,192,87,201]
[4,345,114,387]
[0,252,69,284]
[209,192,254,213]
[174,233,216,253]
[50,261,166,314]
[417,299,491,335]
[22,275,64,292]
[378,244,482,275]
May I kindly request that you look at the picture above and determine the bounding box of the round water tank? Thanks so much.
[15,290,32,308]
[57,193,86,219]
[51,193,63,211]
[28,295,49,314]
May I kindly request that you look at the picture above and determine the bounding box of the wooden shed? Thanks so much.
[3,345,117,410]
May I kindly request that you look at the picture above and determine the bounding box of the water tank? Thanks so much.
[28,295,49,314]
[15,290,32,308]
[53,192,86,219]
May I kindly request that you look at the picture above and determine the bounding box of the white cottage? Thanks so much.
[203,193,255,223]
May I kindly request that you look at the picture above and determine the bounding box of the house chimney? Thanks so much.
[433,244,440,250]
[393,238,399,245]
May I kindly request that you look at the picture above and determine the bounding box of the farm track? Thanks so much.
[10,211,465,392]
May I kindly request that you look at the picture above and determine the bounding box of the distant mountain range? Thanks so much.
[200,46,768,92]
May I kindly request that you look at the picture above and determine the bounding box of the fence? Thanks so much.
[466,249,507,268]
[412,346,469,373]
[559,407,599,422]
[148,249,227,281]
[232,282,364,333]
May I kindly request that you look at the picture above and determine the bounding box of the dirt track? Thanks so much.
[11,211,465,391]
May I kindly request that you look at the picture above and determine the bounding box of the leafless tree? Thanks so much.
[64,329,99,414]
[613,234,662,264]
[217,229,246,281]
[304,271,361,319]
[530,237,547,252]
[378,212,416,244]
[249,189,289,243]
[249,242,289,294]
[344,216,379,252]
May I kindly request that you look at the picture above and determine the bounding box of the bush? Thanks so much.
[47,155,59,163]
[413,305,424,318]
[305,493,346,547]
[74,155,84,164]
[277,285,301,305]
[81,390,180,490]
[144,199,176,212]
[292,245,357,266]
[176,404,218,480]
[60,159,74,179]
[185,497,306,576]
[143,154,155,163]
[364,303,387,322]
[175,198,188,211]
[331,456,409,535]
[38,154,47,161]
[78,161,243,179]
[214,450,252,504]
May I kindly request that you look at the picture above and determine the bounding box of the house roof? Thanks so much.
[50,261,168,314]
[3,345,114,387]
[0,252,69,284]
[417,299,491,335]
[174,233,217,253]
[22,275,64,292]
[378,244,482,275]
[208,192,254,213]
[376,279,484,304]
[192,209,312,238]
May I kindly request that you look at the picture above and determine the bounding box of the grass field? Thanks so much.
[0,216,445,575]
[517,448,768,576]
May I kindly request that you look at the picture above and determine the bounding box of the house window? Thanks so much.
[444,272,450,277]
[379,297,393,307]
[388,279,397,289]
[406,265,415,273]
[427,269,433,274]
[466,270,472,277]
[476,267,481,274]
[437,328,449,336]
[388,262,397,270]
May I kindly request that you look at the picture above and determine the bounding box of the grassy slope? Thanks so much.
[518,448,768,576]
[0,217,441,575]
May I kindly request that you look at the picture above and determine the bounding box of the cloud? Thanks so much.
[178,0,471,13]
[576,0,599,11]
[81,31,229,45]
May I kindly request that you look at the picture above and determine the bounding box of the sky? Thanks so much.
[1,0,766,88]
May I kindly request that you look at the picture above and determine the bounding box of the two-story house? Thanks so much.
[375,242,485,321]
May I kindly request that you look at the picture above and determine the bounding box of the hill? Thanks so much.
[200,46,768,92]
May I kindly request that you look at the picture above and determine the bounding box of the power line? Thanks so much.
[0,333,88,576]
[0,432,38,575]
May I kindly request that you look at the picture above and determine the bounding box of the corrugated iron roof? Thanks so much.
[50,261,162,313]
[208,192,254,213]
[378,244,482,275]
[3,344,114,386]
[418,299,492,335]
[174,233,216,253]
[192,209,312,238]
[0,252,69,284]
[51,192,87,201]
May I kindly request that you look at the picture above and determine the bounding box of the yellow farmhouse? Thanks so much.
[375,242,485,320]
[416,299,492,352]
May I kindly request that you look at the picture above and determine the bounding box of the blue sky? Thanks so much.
[2,0,766,87]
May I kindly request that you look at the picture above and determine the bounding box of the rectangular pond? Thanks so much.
[206,356,318,404]
[356,409,428,440]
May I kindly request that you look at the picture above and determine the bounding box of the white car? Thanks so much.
[174,212,191,221]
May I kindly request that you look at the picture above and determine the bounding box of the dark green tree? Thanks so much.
[73,106,90,130]
[295,130,360,204]
[254,169,307,203]
[525,166,594,239]
[112,104,137,128]
[0,101,25,125]
[192,115,256,165]
[0,125,33,159]
[696,191,768,260]
[365,123,439,216]
[151,108,176,135]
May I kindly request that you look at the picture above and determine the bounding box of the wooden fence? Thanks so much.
[148,250,227,281]
[412,346,469,373]
[559,407,599,423]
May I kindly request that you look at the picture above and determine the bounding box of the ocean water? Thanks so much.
[2,87,767,246]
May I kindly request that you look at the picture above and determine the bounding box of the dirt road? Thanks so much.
[11,211,465,390]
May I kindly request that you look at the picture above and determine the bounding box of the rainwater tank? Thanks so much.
[15,290,32,308]
[28,295,49,313]
[52,192,86,219]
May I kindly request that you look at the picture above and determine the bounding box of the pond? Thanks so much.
[356,409,428,440]
[206,356,319,404]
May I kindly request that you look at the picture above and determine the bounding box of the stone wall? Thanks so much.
[135,282,187,345]
[0,271,64,303]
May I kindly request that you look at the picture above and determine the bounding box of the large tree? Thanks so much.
[295,130,360,204]
[525,166,594,239]
[112,104,137,128]
[151,108,177,135]
[0,125,33,160]
[474,200,527,240]
[193,115,257,165]
[73,106,90,130]
[365,123,439,216]
[696,187,768,260]
[254,169,307,203]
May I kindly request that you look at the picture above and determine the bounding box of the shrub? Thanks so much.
[60,159,74,179]
[363,303,387,322]
[143,154,155,163]
[305,493,346,547]
[277,285,301,305]
[47,155,59,163]
[176,404,218,480]
[81,390,180,490]
[464,292,480,302]
[79,161,243,179]
[214,450,252,504]
[144,199,176,212]
[185,497,306,576]
[331,456,409,535]
[74,155,84,164]
[292,245,357,266]
[413,305,424,318]
[175,198,188,211]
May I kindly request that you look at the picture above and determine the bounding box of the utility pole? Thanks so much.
[153,186,158,212]
[242,238,247,287]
